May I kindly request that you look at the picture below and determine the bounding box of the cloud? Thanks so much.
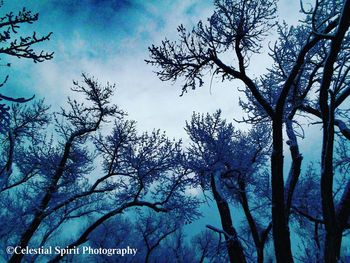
[3,0,232,138]
[3,0,313,142]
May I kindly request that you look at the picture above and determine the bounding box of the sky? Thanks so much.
[1,0,304,141]
[1,0,324,175]
[0,0,329,258]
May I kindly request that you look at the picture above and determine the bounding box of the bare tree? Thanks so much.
[136,212,179,263]
[0,100,50,185]
[184,111,271,263]
[192,229,227,263]
[0,74,199,263]
[6,74,119,263]
[0,4,53,128]
[147,0,350,261]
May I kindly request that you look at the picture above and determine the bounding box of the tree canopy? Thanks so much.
[1,0,350,262]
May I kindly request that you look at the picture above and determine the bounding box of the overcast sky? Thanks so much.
[2,0,321,205]
[2,0,304,141]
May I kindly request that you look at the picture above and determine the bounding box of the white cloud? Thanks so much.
[11,0,312,142]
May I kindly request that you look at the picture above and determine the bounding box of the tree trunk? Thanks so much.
[271,119,294,263]
[317,1,350,261]
[257,245,264,263]
[333,229,343,261]
[321,119,337,263]
[8,184,57,263]
[333,180,350,260]
[285,118,303,223]
[210,172,246,263]
[239,179,264,263]
[145,249,151,263]
[9,140,74,263]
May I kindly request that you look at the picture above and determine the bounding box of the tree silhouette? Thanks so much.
[1,0,350,262]
[0,4,53,134]
[184,111,271,262]
[0,74,199,263]
[147,0,350,261]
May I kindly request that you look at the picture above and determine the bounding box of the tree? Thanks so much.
[5,74,119,262]
[192,229,228,263]
[0,100,49,183]
[184,111,271,263]
[0,74,199,263]
[312,1,350,260]
[147,0,350,261]
[298,1,350,261]
[85,216,136,263]
[136,212,180,263]
[0,4,53,132]
[160,227,197,263]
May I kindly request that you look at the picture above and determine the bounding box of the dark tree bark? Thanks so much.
[239,186,264,263]
[210,172,246,263]
[317,1,350,261]
[146,1,347,261]
[334,180,350,258]
[8,75,114,263]
[238,175,271,263]
[284,118,303,223]
[143,228,177,263]
[271,119,293,263]
[8,138,76,263]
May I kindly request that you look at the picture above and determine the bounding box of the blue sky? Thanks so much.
[1,0,316,201]
[1,0,323,176]
[2,0,305,139]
